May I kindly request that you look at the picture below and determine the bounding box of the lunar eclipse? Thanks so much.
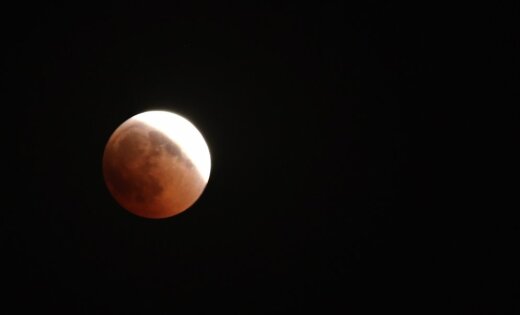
[102,110,211,219]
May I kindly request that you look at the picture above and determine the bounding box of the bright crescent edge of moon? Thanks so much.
[131,110,212,183]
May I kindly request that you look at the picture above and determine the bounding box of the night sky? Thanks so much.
[2,2,517,314]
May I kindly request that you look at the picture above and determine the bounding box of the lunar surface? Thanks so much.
[102,111,211,218]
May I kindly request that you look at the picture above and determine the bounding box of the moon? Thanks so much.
[102,110,211,219]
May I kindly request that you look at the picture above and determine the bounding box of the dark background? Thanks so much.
[1,2,518,314]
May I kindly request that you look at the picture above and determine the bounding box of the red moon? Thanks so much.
[102,111,211,219]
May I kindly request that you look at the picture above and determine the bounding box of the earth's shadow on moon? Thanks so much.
[102,119,206,218]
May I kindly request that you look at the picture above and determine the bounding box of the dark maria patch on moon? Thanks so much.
[148,130,182,157]
[103,125,166,205]
[116,129,148,164]
[184,158,194,169]
[104,158,164,205]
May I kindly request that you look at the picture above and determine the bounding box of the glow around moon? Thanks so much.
[102,110,211,219]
